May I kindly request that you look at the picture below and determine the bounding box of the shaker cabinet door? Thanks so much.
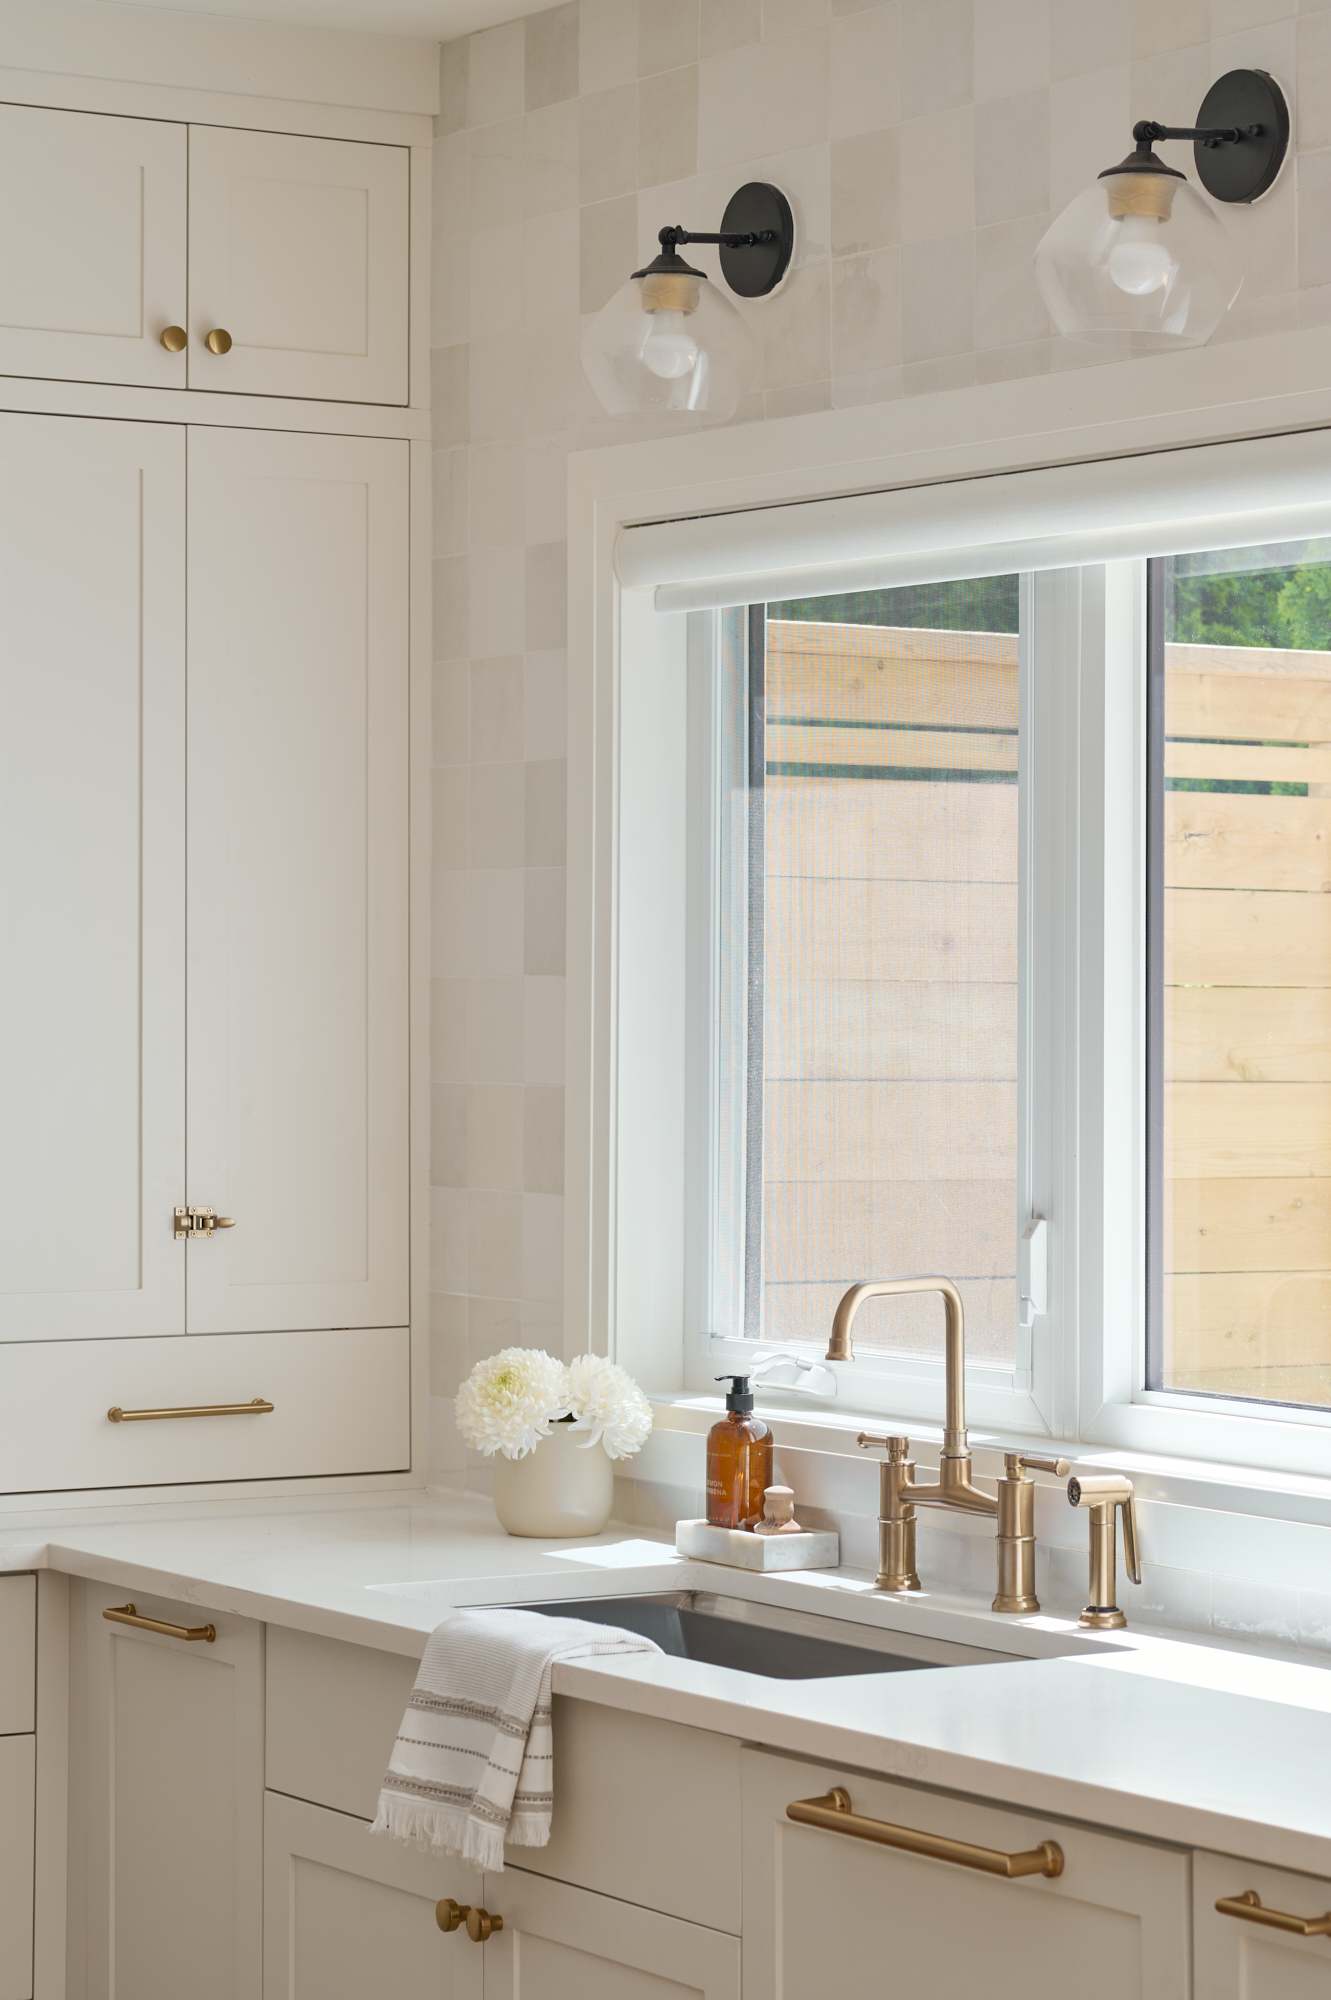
[0,104,186,388]
[0,413,185,1341]
[185,426,409,1335]
[187,125,409,404]
[480,1866,741,2000]
[1195,1848,1331,1998]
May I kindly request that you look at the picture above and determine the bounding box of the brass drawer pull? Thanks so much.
[436,1901,504,1942]
[1217,1890,1331,1937]
[787,1789,1064,1879]
[108,1398,273,1423]
[104,1603,216,1643]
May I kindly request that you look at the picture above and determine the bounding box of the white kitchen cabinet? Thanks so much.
[81,1582,263,2000]
[480,1866,741,2000]
[0,1578,35,1735]
[187,126,409,404]
[263,1791,482,2000]
[0,413,185,1344]
[741,1749,1190,2000]
[0,104,187,390]
[185,425,409,1337]
[1194,1848,1331,1997]
[0,1735,35,2000]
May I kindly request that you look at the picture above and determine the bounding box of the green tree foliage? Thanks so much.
[1170,564,1331,651]
[769,575,1019,633]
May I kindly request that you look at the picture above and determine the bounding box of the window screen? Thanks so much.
[1148,540,1331,1408]
[727,579,1022,1365]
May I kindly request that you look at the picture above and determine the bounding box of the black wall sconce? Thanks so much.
[581,182,793,419]
[1034,69,1289,349]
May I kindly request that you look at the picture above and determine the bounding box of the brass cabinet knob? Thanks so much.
[466,1907,503,1943]
[204,328,232,355]
[436,1899,468,1933]
[159,326,187,352]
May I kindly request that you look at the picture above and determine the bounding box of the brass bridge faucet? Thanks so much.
[829,1278,998,1593]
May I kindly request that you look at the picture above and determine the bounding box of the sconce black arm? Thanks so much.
[1116,70,1289,202]
[659,224,775,250]
[645,183,795,299]
[1133,117,1261,150]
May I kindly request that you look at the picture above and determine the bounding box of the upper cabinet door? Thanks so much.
[187,126,409,404]
[185,427,409,1335]
[0,105,186,388]
[0,414,185,1341]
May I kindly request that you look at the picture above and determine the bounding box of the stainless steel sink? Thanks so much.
[517,1590,1020,1681]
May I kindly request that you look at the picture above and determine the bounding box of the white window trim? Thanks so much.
[565,320,1331,1484]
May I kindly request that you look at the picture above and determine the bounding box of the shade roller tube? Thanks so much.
[616,426,1331,610]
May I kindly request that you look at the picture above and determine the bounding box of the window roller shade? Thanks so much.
[617,427,1331,611]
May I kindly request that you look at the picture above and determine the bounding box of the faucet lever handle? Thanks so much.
[857,1433,909,1459]
[1121,1491,1141,1586]
[1018,1454,1070,1478]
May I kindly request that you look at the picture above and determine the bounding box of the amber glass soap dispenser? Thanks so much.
[706,1376,772,1530]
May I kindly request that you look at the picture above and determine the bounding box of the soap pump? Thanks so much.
[706,1376,773,1530]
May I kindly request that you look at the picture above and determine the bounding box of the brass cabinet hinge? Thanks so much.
[173,1206,237,1240]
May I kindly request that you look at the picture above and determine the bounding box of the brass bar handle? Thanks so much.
[108,1397,273,1423]
[1217,1890,1331,1937]
[104,1603,216,1643]
[787,1789,1063,1879]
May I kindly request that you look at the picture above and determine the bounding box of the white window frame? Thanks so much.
[565,324,1331,1481]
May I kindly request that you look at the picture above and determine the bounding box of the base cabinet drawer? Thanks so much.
[741,1749,1190,2000]
[0,1577,35,1735]
[263,1792,482,2000]
[480,1866,741,2000]
[1195,1849,1331,1997]
[0,1734,34,2000]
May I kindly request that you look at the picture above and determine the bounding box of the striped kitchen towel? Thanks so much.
[370,1606,661,1871]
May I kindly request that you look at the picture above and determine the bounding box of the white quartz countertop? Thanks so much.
[4,1485,1330,1876]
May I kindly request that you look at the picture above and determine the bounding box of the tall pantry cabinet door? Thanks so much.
[185,428,409,1335]
[187,126,409,404]
[0,415,185,1340]
[0,105,186,388]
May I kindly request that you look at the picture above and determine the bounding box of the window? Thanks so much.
[1148,540,1331,1413]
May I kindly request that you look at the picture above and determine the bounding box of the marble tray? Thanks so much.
[674,1518,840,1570]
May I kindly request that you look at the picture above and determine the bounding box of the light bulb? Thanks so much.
[1106,214,1174,296]
[639,310,699,380]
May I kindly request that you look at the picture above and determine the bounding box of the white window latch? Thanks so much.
[1018,1216,1048,1328]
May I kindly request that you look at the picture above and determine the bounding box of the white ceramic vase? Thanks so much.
[491,1424,615,1537]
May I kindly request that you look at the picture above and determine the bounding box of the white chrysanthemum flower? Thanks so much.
[564,1354,653,1461]
[455,1348,570,1459]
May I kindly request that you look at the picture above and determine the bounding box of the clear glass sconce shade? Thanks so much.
[581,269,759,419]
[1033,171,1242,350]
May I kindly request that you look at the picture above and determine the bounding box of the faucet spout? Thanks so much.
[827,1276,971,1458]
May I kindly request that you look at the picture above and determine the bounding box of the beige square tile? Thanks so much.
[470,22,527,124]
[471,760,525,869]
[432,975,469,1083]
[432,868,467,980]
[764,378,832,414]
[469,223,523,339]
[831,246,902,371]
[468,1189,524,1296]
[761,255,832,384]
[1298,8,1331,146]
[830,361,904,402]
[430,1293,469,1396]
[762,25,831,150]
[830,4,901,133]
[468,868,527,976]
[522,1192,565,1303]
[973,0,1048,100]
[433,233,469,348]
[1209,15,1295,78]
[470,117,524,229]
[761,142,832,258]
[526,445,571,545]
[526,867,568,974]
[432,447,469,559]
[1129,41,1209,124]
[432,1082,468,1189]
[640,0,700,72]
[526,541,569,650]
[1220,162,1296,295]
[582,0,640,89]
[525,975,567,1084]
[470,547,527,656]
[470,975,527,1081]
[580,194,640,312]
[1209,286,1298,339]
[765,0,829,37]
[526,1,580,108]
[900,0,971,114]
[524,1085,566,1193]
[430,1186,468,1293]
[975,211,1052,345]
[900,228,974,360]
[525,759,568,866]
[580,83,641,201]
[1213,0,1293,25]
[433,763,470,870]
[433,129,470,243]
[702,0,763,53]
[468,1082,525,1188]
[433,659,469,765]
[1050,66,1130,208]
[699,43,765,167]
[899,104,974,241]
[525,99,581,217]
[471,1295,525,1364]
[1130,0,1209,58]
[525,651,569,758]
[433,554,469,661]
[1050,0,1129,78]
[523,320,583,437]
[1300,146,1331,284]
[902,350,976,393]
[1049,328,1129,369]
[524,208,581,325]
[640,64,700,185]
[831,127,901,251]
[432,344,470,446]
[439,39,469,136]
[471,656,526,763]
[974,90,1049,223]
[470,327,524,442]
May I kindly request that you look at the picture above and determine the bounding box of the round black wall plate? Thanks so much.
[719,183,794,297]
[1194,68,1289,202]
